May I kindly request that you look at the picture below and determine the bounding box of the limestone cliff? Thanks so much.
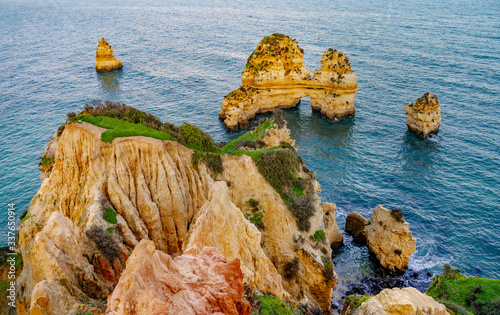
[184,181,292,301]
[220,33,358,130]
[221,154,336,310]
[17,121,213,314]
[346,287,449,315]
[96,37,123,73]
[363,206,416,272]
[404,92,441,139]
[105,240,251,315]
[17,109,339,313]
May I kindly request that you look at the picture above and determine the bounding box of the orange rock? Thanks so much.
[105,240,251,315]
[220,33,358,130]
[95,37,123,73]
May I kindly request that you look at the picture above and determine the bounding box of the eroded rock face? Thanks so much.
[220,34,358,130]
[18,117,339,313]
[96,37,123,73]
[346,211,370,245]
[354,287,449,315]
[184,181,292,301]
[363,206,416,272]
[17,122,213,313]
[105,240,251,315]
[322,203,343,249]
[404,92,441,140]
[221,154,336,311]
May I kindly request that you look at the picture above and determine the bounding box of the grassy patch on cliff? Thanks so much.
[222,118,275,153]
[68,101,224,177]
[76,115,174,143]
[253,294,301,315]
[426,265,500,315]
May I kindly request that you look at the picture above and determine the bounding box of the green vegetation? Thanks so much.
[102,207,117,224]
[244,198,265,230]
[39,156,55,172]
[426,264,500,315]
[284,257,299,279]
[390,208,404,222]
[192,150,223,177]
[321,256,335,281]
[254,294,300,315]
[180,121,219,152]
[313,230,326,243]
[69,102,224,177]
[86,225,120,262]
[76,115,174,143]
[344,294,372,311]
[21,214,31,224]
[106,227,114,234]
[221,118,276,153]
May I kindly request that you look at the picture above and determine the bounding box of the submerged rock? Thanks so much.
[95,37,123,73]
[404,92,441,140]
[351,287,449,315]
[363,206,416,272]
[345,211,370,245]
[105,240,251,315]
[220,33,358,130]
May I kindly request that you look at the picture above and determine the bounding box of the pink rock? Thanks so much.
[105,240,251,315]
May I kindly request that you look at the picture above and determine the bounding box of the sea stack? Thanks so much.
[220,33,358,130]
[363,206,416,272]
[404,92,441,139]
[95,37,122,73]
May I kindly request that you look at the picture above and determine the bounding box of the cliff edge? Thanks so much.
[16,102,339,313]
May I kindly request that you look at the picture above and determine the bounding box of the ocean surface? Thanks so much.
[1,0,499,302]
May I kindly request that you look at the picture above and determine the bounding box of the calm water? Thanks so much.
[1,0,499,294]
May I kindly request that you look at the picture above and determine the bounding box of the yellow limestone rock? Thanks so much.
[95,37,123,73]
[354,287,449,315]
[220,33,358,130]
[18,113,340,313]
[404,92,441,139]
[322,203,343,249]
[17,122,213,314]
[185,181,292,301]
[221,154,336,311]
[363,205,416,272]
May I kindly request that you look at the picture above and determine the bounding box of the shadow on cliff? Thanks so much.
[97,69,122,94]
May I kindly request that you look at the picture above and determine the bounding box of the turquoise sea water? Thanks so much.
[1,0,499,298]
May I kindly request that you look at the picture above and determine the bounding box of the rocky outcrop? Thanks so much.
[404,92,441,139]
[95,37,123,73]
[220,33,358,130]
[39,131,59,182]
[221,154,336,311]
[17,122,213,313]
[363,206,416,272]
[18,112,339,313]
[106,240,250,315]
[322,203,343,249]
[184,181,292,301]
[261,120,295,147]
[346,211,370,245]
[351,287,449,315]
